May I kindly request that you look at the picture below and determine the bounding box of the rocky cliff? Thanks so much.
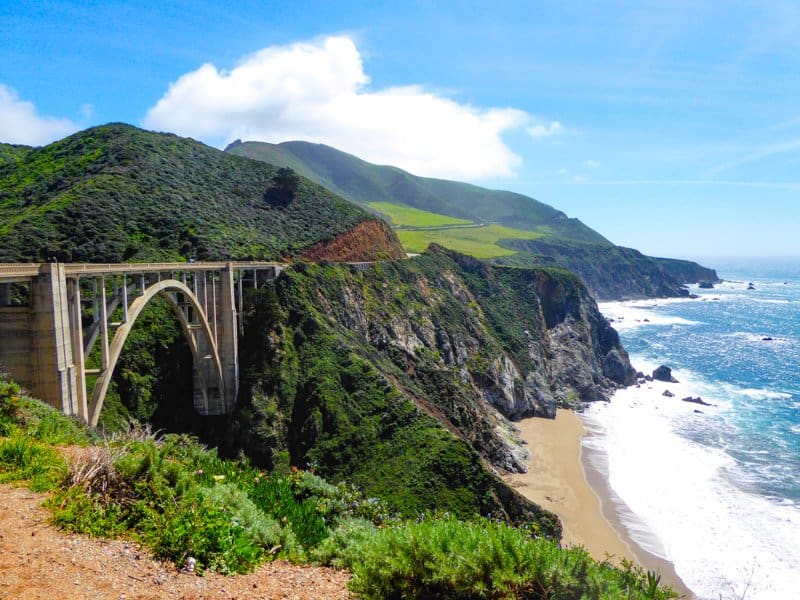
[227,246,633,533]
[498,238,720,300]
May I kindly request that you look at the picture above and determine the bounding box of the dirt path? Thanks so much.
[0,485,351,599]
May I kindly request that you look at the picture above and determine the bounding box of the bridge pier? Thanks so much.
[218,265,239,414]
[30,264,80,415]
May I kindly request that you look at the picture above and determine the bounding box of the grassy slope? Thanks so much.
[0,125,372,263]
[397,224,544,258]
[368,201,473,227]
[368,201,545,258]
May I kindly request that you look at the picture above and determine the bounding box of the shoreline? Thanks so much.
[506,409,694,598]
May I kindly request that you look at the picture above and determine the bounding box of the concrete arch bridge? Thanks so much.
[0,262,285,427]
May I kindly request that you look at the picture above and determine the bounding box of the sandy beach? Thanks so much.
[506,409,694,598]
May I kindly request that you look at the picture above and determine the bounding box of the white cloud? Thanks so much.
[527,120,564,139]
[143,36,539,180]
[0,85,78,145]
[584,159,600,168]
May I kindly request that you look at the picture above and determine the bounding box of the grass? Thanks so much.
[396,224,544,258]
[368,201,474,228]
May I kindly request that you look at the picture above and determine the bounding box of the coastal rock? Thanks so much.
[653,365,678,383]
[747,282,756,290]
[682,396,712,406]
[662,389,674,397]
[762,337,774,342]
[603,348,635,386]
[698,281,715,289]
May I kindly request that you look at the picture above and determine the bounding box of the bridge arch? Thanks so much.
[87,279,225,427]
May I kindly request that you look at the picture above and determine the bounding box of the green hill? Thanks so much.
[226,139,609,245]
[227,139,719,299]
[0,125,390,263]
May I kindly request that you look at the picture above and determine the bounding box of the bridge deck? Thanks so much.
[0,261,286,282]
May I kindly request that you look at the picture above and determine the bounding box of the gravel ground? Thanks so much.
[0,485,352,600]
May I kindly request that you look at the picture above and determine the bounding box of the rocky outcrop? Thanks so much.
[300,219,406,262]
[653,365,679,383]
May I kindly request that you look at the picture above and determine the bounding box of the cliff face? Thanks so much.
[299,219,406,262]
[230,247,632,534]
[498,238,719,300]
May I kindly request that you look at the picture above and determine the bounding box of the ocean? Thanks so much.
[585,260,800,600]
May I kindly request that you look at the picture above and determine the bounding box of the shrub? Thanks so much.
[0,434,68,491]
[249,473,329,549]
[311,517,378,569]
[347,517,677,600]
[142,489,264,574]
[0,374,88,444]
[203,482,300,558]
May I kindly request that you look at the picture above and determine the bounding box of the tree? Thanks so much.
[266,167,300,207]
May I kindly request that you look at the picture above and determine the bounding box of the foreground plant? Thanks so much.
[1,378,675,598]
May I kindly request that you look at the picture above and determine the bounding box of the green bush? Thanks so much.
[311,517,378,569]
[142,489,263,574]
[248,473,330,549]
[0,434,68,491]
[0,375,88,444]
[347,517,677,600]
[203,482,300,557]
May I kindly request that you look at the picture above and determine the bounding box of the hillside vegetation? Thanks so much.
[228,139,719,299]
[0,125,400,263]
[220,247,636,526]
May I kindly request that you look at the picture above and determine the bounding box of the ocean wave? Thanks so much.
[738,388,792,400]
[722,332,792,345]
[598,302,701,331]
[582,391,800,600]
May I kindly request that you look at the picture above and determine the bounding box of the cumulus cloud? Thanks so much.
[0,85,78,145]
[527,120,564,139]
[143,36,539,180]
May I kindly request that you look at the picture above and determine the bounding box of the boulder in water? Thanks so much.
[682,396,712,406]
[653,365,679,383]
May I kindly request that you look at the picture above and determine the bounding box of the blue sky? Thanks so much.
[2,1,800,262]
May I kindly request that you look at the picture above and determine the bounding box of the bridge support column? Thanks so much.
[31,264,79,416]
[219,264,239,412]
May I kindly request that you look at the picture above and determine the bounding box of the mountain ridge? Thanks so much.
[227,139,719,300]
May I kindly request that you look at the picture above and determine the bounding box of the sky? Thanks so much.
[2,0,800,263]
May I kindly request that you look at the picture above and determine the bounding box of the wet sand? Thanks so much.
[506,409,694,598]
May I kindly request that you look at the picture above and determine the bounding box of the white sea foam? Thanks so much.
[581,367,800,600]
[737,388,792,400]
[598,301,700,331]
